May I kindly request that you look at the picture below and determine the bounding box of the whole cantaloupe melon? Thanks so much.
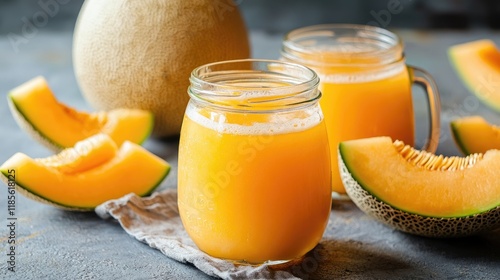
[73,0,250,137]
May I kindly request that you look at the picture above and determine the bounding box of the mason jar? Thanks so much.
[178,59,332,265]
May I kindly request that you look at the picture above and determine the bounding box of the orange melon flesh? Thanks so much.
[339,137,500,218]
[0,135,170,210]
[8,76,153,150]
[451,116,500,155]
[38,134,118,174]
[448,40,500,112]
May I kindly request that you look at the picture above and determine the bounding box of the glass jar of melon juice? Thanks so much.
[281,24,441,195]
[178,59,332,264]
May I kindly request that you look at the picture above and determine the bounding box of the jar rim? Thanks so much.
[188,59,321,112]
[281,23,403,67]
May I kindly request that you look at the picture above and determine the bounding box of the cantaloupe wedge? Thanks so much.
[339,136,500,237]
[450,116,500,155]
[448,39,500,112]
[0,134,170,211]
[8,76,153,152]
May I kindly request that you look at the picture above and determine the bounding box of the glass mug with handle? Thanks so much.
[178,59,332,264]
[281,24,441,196]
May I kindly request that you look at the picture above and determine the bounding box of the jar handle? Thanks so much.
[408,66,441,153]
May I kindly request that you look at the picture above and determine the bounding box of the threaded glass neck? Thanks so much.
[188,59,321,112]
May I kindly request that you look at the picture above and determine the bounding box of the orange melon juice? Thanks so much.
[178,104,332,264]
[282,24,441,195]
[318,64,415,193]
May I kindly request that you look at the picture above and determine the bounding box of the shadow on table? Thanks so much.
[144,136,180,160]
[284,239,426,279]
[286,229,500,279]
[403,227,500,262]
[294,197,500,279]
[49,198,500,279]
[49,207,101,221]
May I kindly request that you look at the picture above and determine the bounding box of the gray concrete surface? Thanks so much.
[2,0,500,36]
[0,29,500,279]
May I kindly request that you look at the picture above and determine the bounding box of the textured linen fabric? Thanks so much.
[95,189,300,280]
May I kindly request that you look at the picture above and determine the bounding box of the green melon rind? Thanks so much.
[104,109,155,146]
[7,94,65,152]
[0,172,90,211]
[136,112,154,145]
[0,166,170,212]
[338,146,500,238]
[8,93,154,150]
[338,143,495,218]
[448,49,500,113]
[449,121,472,156]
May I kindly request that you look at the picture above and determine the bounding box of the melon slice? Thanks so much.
[339,136,500,237]
[448,39,500,112]
[451,116,500,155]
[8,76,153,152]
[0,134,170,211]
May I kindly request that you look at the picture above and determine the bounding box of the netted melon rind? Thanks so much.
[7,95,63,153]
[339,153,500,238]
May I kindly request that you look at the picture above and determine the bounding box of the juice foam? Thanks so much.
[317,63,405,84]
[185,102,323,136]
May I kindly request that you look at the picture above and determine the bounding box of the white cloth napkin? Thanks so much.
[95,189,300,280]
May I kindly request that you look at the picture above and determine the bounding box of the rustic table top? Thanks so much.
[0,29,499,279]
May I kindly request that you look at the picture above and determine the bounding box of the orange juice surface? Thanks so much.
[178,105,332,263]
[318,64,415,193]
